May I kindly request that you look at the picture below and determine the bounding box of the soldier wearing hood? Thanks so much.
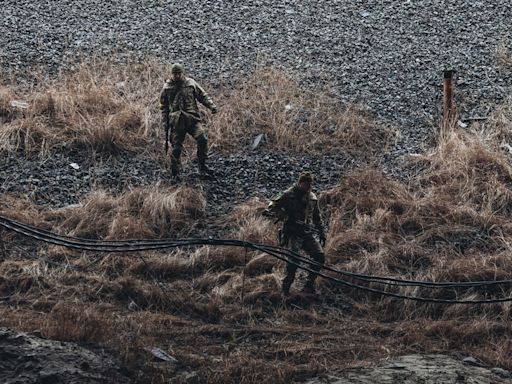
[160,63,218,179]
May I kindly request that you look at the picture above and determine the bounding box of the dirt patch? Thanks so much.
[307,354,512,384]
[0,327,131,384]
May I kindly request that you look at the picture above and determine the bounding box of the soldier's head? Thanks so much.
[298,172,314,192]
[171,63,185,81]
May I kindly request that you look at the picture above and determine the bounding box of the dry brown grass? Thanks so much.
[0,60,393,160]
[52,185,206,239]
[42,302,112,343]
[488,96,512,147]
[0,184,206,243]
[0,60,166,156]
[316,114,512,323]
[0,195,51,228]
[208,66,395,155]
[222,197,275,244]
[3,68,512,383]
[0,85,18,122]
[2,176,512,382]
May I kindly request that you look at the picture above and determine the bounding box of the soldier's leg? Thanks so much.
[282,237,300,295]
[191,123,212,174]
[171,126,187,178]
[301,234,325,292]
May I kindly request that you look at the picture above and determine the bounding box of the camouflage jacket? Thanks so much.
[268,184,324,236]
[159,77,217,126]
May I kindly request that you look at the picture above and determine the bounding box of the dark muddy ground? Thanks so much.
[0,328,131,384]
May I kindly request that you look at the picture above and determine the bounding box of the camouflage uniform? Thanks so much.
[268,184,326,294]
[159,75,217,176]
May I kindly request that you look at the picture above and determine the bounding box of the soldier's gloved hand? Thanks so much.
[211,106,218,114]
[319,233,326,247]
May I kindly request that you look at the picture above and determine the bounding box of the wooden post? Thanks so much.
[443,69,457,123]
[241,241,248,304]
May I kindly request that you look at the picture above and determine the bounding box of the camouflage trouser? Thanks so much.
[170,119,208,173]
[282,229,325,291]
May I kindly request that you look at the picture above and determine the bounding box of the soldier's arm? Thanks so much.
[265,190,291,220]
[194,82,218,112]
[159,84,170,121]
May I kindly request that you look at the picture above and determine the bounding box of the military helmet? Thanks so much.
[298,171,314,183]
[171,63,184,74]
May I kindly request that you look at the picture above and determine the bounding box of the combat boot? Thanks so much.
[171,164,181,182]
[198,162,214,177]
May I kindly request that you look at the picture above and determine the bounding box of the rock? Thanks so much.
[462,356,483,367]
[1,0,510,153]
[144,347,178,364]
[457,120,468,128]
[0,0,510,236]
[10,100,29,109]
[251,133,265,150]
[491,367,512,378]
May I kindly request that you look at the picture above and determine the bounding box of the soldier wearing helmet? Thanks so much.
[160,63,218,179]
[265,172,326,295]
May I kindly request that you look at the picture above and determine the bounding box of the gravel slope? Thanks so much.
[0,150,353,212]
[1,0,512,153]
[1,0,512,221]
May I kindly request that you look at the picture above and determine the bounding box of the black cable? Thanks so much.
[1,216,510,289]
[3,215,511,288]
[2,215,512,304]
[253,244,512,304]
[257,243,512,288]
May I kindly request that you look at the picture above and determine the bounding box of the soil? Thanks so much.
[307,354,512,384]
[0,328,131,384]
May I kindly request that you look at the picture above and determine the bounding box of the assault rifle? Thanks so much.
[263,209,308,229]
[263,209,326,246]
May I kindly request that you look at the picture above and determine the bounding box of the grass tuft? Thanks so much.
[208,66,395,155]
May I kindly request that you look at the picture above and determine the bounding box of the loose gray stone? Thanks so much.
[491,367,512,378]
